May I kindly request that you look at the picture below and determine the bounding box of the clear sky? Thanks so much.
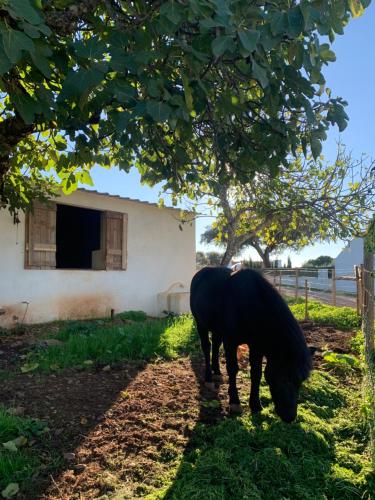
[87,5,375,267]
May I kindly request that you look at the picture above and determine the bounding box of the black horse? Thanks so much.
[190,267,315,423]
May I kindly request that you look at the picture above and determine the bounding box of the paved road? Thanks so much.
[280,285,358,309]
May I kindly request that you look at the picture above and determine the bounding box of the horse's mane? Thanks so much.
[250,270,312,382]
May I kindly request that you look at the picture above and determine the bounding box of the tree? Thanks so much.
[200,147,375,266]
[302,255,333,267]
[287,256,292,268]
[196,251,223,268]
[0,0,367,214]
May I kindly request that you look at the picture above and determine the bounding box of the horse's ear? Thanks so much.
[308,346,318,357]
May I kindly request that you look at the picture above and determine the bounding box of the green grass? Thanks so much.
[23,315,198,372]
[0,409,48,492]
[289,301,361,331]
[116,310,148,322]
[3,303,373,498]
[146,372,373,500]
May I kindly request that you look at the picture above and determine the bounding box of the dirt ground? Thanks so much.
[0,322,355,499]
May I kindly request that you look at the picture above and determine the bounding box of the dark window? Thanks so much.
[56,204,101,269]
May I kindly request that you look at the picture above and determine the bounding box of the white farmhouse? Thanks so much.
[334,237,374,293]
[0,189,195,328]
[334,238,364,276]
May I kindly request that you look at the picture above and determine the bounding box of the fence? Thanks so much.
[260,267,362,314]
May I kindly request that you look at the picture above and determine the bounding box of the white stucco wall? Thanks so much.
[334,238,364,276]
[0,190,196,328]
[334,238,374,293]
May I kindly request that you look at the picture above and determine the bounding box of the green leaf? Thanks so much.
[59,67,105,100]
[0,46,11,74]
[3,436,27,452]
[0,24,34,63]
[61,176,78,195]
[20,362,39,373]
[348,0,365,17]
[310,135,322,159]
[212,35,233,57]
[287,7,304,38]
[146,101,172,122]
[160,0,183,25]
[237,28,259,53]
[182,73,194,112]
[321,48,336,62]
[112,111,132,130]
[270,12,288,36]
[31,52,51,77]
[12,93,40,124]
[7,0,43,25]
[74,37,107,59]
[252,60,268,88]
[1,483,19,499]
[80,171,94,186]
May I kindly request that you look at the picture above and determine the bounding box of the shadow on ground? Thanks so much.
[0,359,147,498]
[163,357,370,500]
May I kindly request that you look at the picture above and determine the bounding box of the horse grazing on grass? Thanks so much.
[190,267,315,423]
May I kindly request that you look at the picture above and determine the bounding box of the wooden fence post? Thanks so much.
[355,265,360,316]
[304,279,308,320]
[363,249,374,360]
[295,268,299,300]
[332,267,337,307]
[279,270,282,293]
[354,264,363,316]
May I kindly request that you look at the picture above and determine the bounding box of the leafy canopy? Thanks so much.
[0,0,369,213]
[199,147,375,266]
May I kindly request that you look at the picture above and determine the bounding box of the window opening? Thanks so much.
[56,204,101,269]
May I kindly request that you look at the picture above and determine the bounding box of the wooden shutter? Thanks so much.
[103,211,127,270]
[25,201,57,269]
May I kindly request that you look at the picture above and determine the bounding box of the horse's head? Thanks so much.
[265,347,316,423]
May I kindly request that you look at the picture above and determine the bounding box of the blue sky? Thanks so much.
[87,6,375,267]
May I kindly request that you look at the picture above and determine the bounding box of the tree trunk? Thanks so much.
[262,248,271,268]
[250,241,272,268]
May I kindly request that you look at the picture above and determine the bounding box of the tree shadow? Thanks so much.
[0,316,163,500]
[163,358,362,500]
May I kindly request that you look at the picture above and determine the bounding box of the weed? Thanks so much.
[322,351,360,372]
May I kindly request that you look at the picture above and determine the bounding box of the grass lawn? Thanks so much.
[20,314,198,373]
[153,371,373,500]
[0,305,373,498]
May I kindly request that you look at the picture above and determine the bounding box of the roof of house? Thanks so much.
[78,188,190,213]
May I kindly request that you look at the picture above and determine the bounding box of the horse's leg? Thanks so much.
[224,341,242,414]
[249,348,263,413]
[197,324,214,389]
[211,334,222,380]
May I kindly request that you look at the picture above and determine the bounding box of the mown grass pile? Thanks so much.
[23,314,198,372]
[149,371,374,500]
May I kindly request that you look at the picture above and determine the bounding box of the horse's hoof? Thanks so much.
[204,382,216,391]
[212,373,223,382]
[229,404,243,415]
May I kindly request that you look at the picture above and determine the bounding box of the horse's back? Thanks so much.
[190,267,231,330]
